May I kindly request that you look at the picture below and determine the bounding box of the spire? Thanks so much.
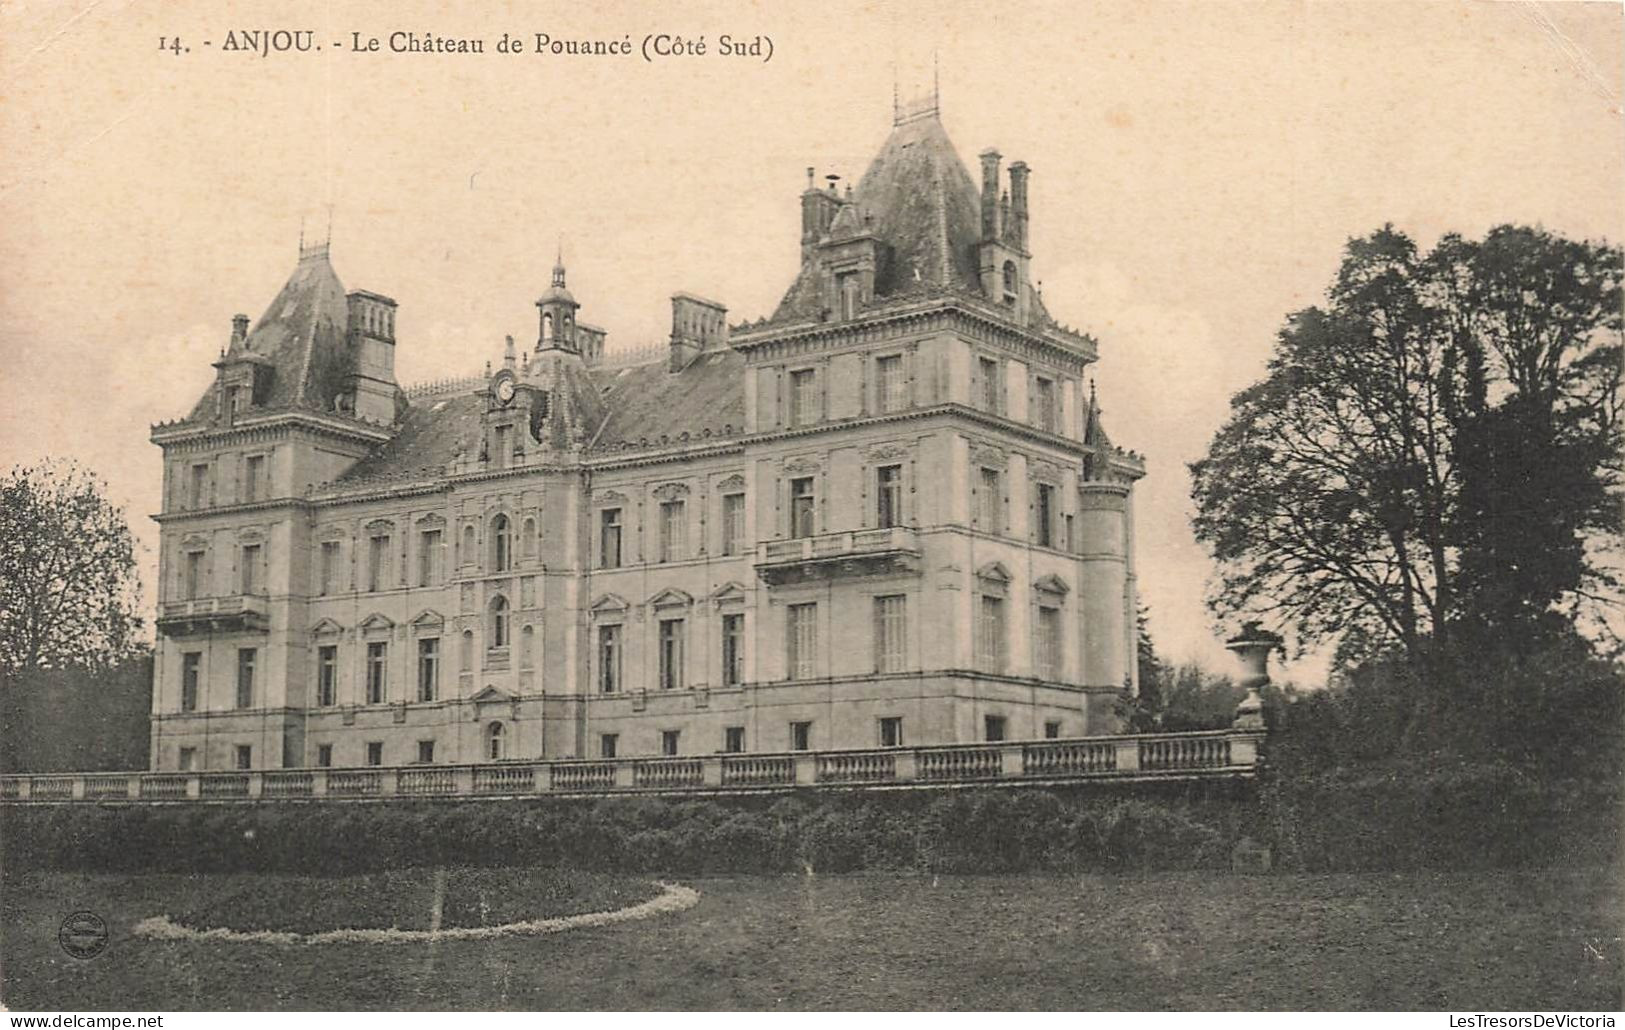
[553,240,566,287]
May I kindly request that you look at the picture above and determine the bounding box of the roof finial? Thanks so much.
[933,49,940,108]
[299,216,305,254]
[553,238,566,287]
[325,203,334,246]
[892,61,900,122]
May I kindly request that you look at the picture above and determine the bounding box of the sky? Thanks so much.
[1,0,1621,684]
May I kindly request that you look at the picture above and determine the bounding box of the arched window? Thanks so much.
[487,721,505,761]
[491,514,512,572]
[490,595,510,648]
[460,629,474,671]
[542,312,554,341]
[520,625,535,669]
[1001,261,1017,302]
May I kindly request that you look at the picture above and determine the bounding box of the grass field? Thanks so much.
[1,865,1618,1010]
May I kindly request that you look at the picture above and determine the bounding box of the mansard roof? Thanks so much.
[185,245,369,424]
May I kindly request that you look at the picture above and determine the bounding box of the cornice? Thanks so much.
[151,411,394,450]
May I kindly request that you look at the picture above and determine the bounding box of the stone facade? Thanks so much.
[148,95,1146,772]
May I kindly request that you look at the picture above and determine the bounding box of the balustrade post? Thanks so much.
[537,760,556,792]
[1229,732,1260,769]
[451,765,475,795]
[247,772,264,798]
[613,762,635,789]
[70,776,86,801]
[127,773,142,797]
[1115,739,1141,772]
[894,750,917,780]
[313,769,329,796]
[380,769,399,797]
[792,753,817,786]
[998,744,1024,778]
[701,756,723,787]
[185,773,201,799]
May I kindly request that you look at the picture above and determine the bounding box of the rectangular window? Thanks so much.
[979,468,1002,533]
[985,715,1008,742]
[599,508,622,569]
[786,603,817,680]
[239,544,260,594]
[659,500,686,562]
[417,638,439,702]
[317,645,337,706]
[979,358,1001,413]
[368,534,391,592]
[417,740,435,764]
[190,463,209,509]
[184,550,204,600]
[876,354,905,412]
[789,476,816,539]
[724,726,745,753]
[181,652,201,712]
[244,454,265,502]
[1038,606,1063,681]
[978,596,1006,673]
[366,741,383,767]
[1035,377,1056,432]
[789,368,818,426]
[790,721,812,751]
[235,648,256,709]
[1036,483,1055,548]
[319,540,340,595]
[658,618,685,690]
[235,744,252,770]
[366,641,387,704]
[661,730,680,756]
[600,733,618,759]
[178,747,197,772]
[316,744,333,768]
[873,594,907,674]
[721,613,744,687]
[493,424,512,469]
[597,624,621,694]
[418,529,442,586]
[1044,720,1062,740]
[1065,514,1076,553]
[879,716,904,748]
[721,493,745,556]
[876,464,903,529]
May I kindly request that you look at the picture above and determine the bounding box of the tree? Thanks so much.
[1192,224,1622,666]
[0,460,145,675]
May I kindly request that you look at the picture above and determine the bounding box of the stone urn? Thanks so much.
[1225,621,1282,730]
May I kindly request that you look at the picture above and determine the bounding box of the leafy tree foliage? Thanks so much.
[0,460,144,675]
[1192,224,1622,665]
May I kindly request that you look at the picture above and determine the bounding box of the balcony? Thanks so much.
[156,595,270,636]
[754,527,922,586]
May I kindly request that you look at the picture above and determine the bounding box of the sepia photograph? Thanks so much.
[0,0,1620,1016]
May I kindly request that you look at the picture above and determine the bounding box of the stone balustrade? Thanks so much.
[0,729,1264,805]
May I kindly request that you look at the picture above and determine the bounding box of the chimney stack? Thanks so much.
[1008,161,1030,251]
[669,292,729,373]
[230,314,249,349]
[800,168,843,261]
[978,149,1002,242]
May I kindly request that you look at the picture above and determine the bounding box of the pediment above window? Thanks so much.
[310,618,345,640]
[648,587,694,610]
[716,473,746,492]
[415,513,446,529]
[784,456,821,475]
[364,519,395,535]
[590,593,630,615]
[359,612,394,637]
[652,482,691,501]
[710,581,748,607]
[410,609,446,631]
[597,490,628,506]
[1034,574,1070,598]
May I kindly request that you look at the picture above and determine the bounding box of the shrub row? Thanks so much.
[1260,758,1619,872]
[0,788,1245,876]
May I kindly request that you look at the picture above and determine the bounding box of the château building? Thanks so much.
[147,93,1146,772]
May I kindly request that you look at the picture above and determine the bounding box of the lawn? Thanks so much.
[1,865,1618,1010]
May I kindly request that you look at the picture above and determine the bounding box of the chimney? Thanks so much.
[800,167,842,262]
[503,334,517,371]
[669,292,729,373]
[979,149,1002,242]
[230,314,250,350]
[1008,161,1030,250]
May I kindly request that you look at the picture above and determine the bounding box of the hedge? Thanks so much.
[0,787,1248,876]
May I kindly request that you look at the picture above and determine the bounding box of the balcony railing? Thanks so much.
[0,729,1264,805]
[754,527,922,585]
[156,594,270,636]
